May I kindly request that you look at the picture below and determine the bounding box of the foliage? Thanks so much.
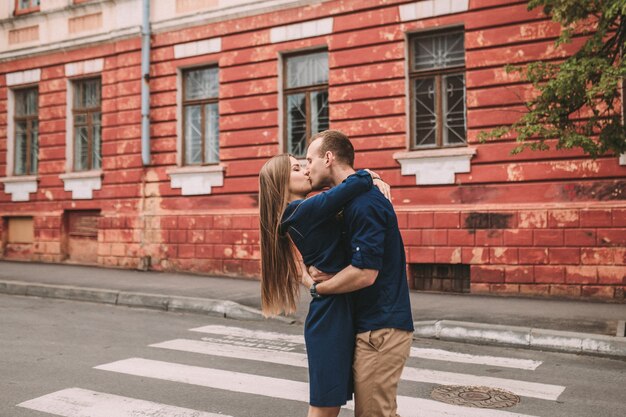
[479,0,626,158]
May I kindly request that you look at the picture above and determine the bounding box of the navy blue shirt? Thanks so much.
[344,188,414,333]
[281,170,373,273]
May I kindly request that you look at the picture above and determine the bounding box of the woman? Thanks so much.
[259,154,388,417]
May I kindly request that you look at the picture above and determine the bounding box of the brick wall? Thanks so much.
[0,0,624,300]
[401,208,626,300]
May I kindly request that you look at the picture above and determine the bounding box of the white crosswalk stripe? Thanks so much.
[151,338,563,400]
[95,357,541,417]
[17,323,565,417]
[17,388,229,417]
[190,325,306,344]
[190,324,542,370]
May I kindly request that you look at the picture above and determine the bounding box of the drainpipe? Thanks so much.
[138,0,152,270]
[141,0,151,166]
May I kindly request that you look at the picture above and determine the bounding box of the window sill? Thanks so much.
[166,165,225,195]
[393,147,476,185]
[60,170,102,200]
[0,175,38,202]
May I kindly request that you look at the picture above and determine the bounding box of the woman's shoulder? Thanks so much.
[281,200,305,223]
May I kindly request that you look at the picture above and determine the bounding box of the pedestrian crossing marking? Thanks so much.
[190,324,542,370]
[17,387,229,417]
[151,338,563,400]
[96,357,309,401]
[151,339,309,367]
[400,367,564,401]
[190,325,305,344]
[409,347,541,370]
[95,358,541,417]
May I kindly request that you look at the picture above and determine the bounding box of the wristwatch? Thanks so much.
[310,282,323,299]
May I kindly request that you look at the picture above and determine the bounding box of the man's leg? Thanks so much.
[353,328,412,417]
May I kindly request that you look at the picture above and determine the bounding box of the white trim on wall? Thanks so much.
[6,69,41,87]
[399,0,469,22]
[173,38,221,59]
[270,17,333,43]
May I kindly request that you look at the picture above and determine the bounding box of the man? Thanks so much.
[302,130,414,417]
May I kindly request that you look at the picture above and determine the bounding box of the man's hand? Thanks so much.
[373,178,391,201]
[300,261,315,289]
[308,265,335,283]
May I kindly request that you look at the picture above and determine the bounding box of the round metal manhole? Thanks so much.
[431,385,520,409]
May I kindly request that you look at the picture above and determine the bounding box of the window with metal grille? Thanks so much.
[410,264,470,293]
[409,30,466,149]
[13,87,38,176]
[284,50,329,158]
[72,78,102,171]
[183,67,219,165]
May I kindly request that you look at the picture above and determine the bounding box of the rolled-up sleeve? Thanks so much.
[348,201,386,271]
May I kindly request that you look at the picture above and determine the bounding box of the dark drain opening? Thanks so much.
[410,264,470,293]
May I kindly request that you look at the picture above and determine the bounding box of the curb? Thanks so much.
[2,278,622,356]
[413,320,626,359]
[0,279,294,324]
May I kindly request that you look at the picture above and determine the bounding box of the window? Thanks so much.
[13,87,38,176]
[284,50,329,157]
[409,30,466,149]
[182,67,219,165]
[72,78,101,171]
[15,0,40,14]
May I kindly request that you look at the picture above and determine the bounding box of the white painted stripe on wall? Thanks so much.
[17,387,229,417]
[174,38,221,59]
[95,358,540,417]
[151,339,561,401]
[65,58,104,77]
[190,325,542,370]
[410,347,541,370]
[399,0,469,22]
[270,17,333,43]
[6,69,41,86]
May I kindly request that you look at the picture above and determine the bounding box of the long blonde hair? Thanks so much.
[258,154,300,317]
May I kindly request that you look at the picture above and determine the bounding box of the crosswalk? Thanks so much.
[17,322,566,417]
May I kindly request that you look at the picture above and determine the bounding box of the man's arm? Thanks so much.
[303,264,378,294]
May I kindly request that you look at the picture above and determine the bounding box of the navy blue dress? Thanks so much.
[280,170,373,407]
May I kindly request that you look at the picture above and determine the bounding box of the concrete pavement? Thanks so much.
[1,260,625,358]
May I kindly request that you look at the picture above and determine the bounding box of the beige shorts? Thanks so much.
[353,328,413,417]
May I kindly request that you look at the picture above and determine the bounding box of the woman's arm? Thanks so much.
[292,170,377,223]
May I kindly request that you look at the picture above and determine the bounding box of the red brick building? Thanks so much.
[1,0,625,300]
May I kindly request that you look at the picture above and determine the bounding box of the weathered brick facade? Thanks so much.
[0,0,624,300]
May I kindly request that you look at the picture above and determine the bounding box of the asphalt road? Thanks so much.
[1,294,625,417]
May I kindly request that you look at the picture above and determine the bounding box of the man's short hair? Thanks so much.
[311,130,355,168]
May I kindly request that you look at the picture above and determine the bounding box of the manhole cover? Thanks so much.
[431,385,520,409]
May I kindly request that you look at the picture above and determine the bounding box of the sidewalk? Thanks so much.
[1,260,625,358]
